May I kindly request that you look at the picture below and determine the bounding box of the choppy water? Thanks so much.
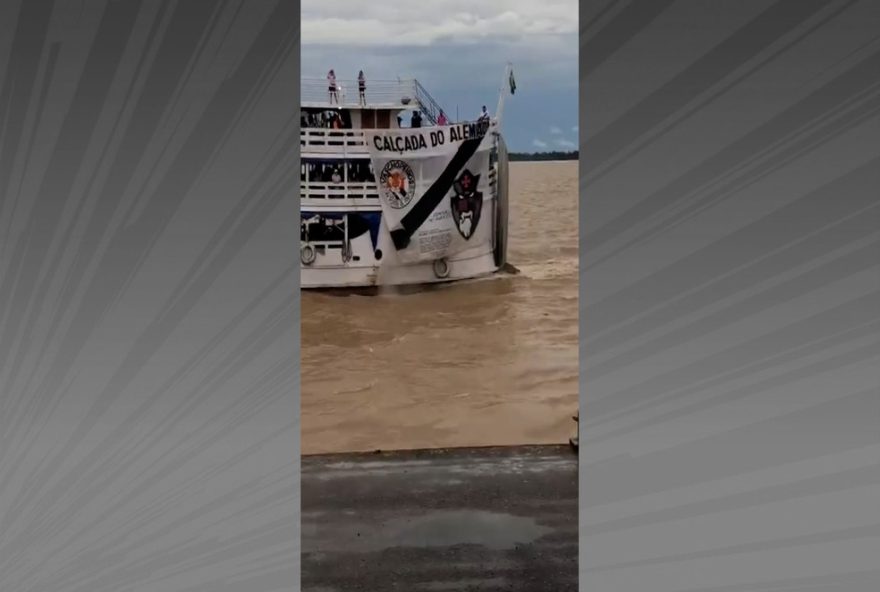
[302,161,578,454]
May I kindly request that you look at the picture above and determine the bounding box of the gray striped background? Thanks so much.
[581,1,879,591]
[0,1,300,590]
[4,0,879,590]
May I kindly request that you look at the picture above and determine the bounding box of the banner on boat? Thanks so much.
[365,121,493,264]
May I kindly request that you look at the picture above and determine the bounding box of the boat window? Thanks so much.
[302,159,374,184]
[346,160,375,183]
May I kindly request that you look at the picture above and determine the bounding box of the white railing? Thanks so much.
[301,168,497,203]
[301,181,378,201]
[301,129,368,154]
[302,78,420,107]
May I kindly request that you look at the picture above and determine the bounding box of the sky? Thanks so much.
[301,0,579,152]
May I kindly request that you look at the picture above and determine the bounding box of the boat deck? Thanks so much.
[302,444,578,591]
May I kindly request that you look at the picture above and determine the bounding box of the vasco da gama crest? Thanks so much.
[379,160,416,209]
[450,169,483,240]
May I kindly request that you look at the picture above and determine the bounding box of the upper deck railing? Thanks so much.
[302,78,446,125]
[303,78,419,107]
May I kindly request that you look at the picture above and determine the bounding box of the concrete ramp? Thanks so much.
[302,445,577,591]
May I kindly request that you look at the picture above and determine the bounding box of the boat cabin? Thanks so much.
[300,78,459,203]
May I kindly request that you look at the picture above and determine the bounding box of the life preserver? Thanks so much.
[433,258,450,279]
[301,244,316,265]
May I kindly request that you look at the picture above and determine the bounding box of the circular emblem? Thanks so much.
[379,160,416,209]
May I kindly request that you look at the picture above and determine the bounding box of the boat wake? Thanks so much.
[513,257,577,282]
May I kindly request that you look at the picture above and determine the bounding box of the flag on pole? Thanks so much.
[509,68,516,95]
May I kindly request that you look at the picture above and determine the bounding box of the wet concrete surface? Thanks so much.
[302,445,577,591]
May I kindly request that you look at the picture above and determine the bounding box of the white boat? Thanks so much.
[300,66,514,289]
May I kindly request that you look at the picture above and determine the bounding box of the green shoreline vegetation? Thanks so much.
[508,151,578,161]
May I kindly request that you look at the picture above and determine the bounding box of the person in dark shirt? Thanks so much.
[358,70,366,106]
[411,110,422,128]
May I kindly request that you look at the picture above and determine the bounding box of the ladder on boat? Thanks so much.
[412,79,446,125]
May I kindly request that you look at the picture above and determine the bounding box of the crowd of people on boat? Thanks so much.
[303,160,376,185]
[302,110,348,130]
[303,105,480,130]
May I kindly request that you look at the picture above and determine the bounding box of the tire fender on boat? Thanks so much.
[433,258,450,279]
[301,243,316,266]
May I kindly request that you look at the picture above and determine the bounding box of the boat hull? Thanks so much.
[301,248,500,288]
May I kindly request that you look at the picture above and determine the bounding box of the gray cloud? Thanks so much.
[302,0,577,46]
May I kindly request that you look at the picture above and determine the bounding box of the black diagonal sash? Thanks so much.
[389,135,484,250]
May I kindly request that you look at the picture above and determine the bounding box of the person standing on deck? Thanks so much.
[478,105,490,122]
[358,70,366,106]
[327,69,338,104]
[437,110,448,125]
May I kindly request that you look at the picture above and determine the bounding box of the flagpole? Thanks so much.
[495,62,513,126]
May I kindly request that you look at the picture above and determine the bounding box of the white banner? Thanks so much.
[365,121,494,264]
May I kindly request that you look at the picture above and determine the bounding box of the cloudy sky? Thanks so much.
[301,0,579,152]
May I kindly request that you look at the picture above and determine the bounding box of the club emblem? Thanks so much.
[450,169,483,240]
[379,160,416,209]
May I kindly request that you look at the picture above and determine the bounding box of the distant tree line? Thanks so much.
[508,150,578,161]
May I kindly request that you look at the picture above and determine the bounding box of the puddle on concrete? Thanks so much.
[305,510,554,554]
[418,577,508,590]
[383,510,551,550]
[378,510,552,551]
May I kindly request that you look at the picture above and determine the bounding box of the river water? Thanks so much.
[301,161,578,454]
